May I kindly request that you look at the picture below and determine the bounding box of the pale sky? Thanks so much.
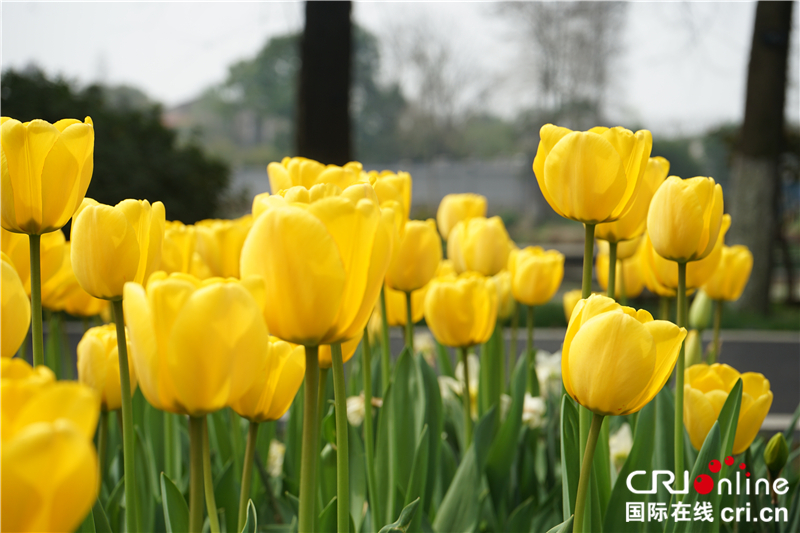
[2,1,798,136]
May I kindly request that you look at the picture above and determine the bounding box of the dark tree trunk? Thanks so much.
[295,1,352,165]
[728,1,794,314]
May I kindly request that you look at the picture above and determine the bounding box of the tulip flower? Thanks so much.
[425,272,498,445]
[40,242,108,319]
[639,233,677,299]
[684,363,772,455]
[77,324,137,411]
[71,198,165,300]
[448,216,514,276]
[1,227,65,295]
[1,358,100,533]
[367,170,412,218]
[318,333,363,369]
[2,254,30,358]
[703,245,753,302]
[161,220,197,274]
[508,246,564,307]
[268,156,365,193]
[194,216,253,278]
[489,270,516,321]
[436,193,487,239]
[384,284,427,326]
[596,248,644,301]
[563,295,685,533]
[385,219,441,293]
[562,289,583,323]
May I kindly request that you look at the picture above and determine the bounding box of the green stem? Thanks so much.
[405,291,414,353]
[238,421,259,532]
[619,258,628,306]
[361,327,381,528]
[574,413,604,533]
[459,347,473,447]
[526,305,536,395]
[112,299,138,533]
[29,234,43,367]
[331,343,350,533]
[379,287,391,393]
[711,299,722,364]
[582,225,595,299]
[229,409,244,488]
[607,241,617,300]
[511,304,519,361]
[189,416,205,533]
[299,346,321,533]
[202,417,221,533]
[675,262,687,495]
[319,367,329,424]
[659,296,671,321]
[164,413,181,485]
[98,410,108,489]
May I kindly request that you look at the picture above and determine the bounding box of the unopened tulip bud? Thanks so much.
[685,330,703,367]
[764,433,788,479]
[689,290,713,331]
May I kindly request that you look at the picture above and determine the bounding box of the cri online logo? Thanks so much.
[627,455,790,497]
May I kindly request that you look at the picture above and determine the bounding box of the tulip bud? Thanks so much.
[703,245,753,302]
[384,284,426,326]
[385,219,442,293]
[367,170,412,219]
[1,253,30,358]
[764,433,788,478]
[77,324,137,411]
[562,289,583,323]
[436,193,487,239]
[685,330,703,367]
[448,216,513,276]
[509,246,565,306]
[689,290,714,331]
[424,273,498,348]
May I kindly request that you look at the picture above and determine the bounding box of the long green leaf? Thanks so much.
[379,498,421,533]
[160,473,189,533]
[240,499,257,533]
[91,499,113,533]
[404,425,430,533]
[214,460,239,533]
[349,423,368,533]
[375,382,395,525]
[319,497,338,533]
[392,349,426,496]
[505,497,535,533]
[708,378,742,533]
[654,386,676,509]
[419,356,444,518]
[560,394,580,519]
[283,382,304,497]
[544,515,573,533]
[134,426,157,532]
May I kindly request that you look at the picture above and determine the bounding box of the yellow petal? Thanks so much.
[1,257,30,357]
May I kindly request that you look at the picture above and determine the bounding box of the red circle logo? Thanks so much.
[694,474,714,495]
[708,460,721,473]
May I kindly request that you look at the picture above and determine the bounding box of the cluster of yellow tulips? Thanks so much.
[0,114,780,533]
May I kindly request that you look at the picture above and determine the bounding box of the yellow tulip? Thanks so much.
[2,254,30,358]
[562,295,686,415]
[40,242,106,318]
[684,363,772,454]
[267,156,365,193]
[596,249,645,299]
[319,332,363,369]
[194,215,253,278]
[702,245,753,302]
[231,337,305,423]
[1,116,94,235]
[489,270,516,320]
[508,246,565,306]
[647,176,724,263]
[71,198,166,299]
[123,272,270,416]
[645,214,731,290]
[533,125,652,224]
[386,219,442,293]
[161,220,196,274]
[562,289,583,322]
[367,170,412,218]
[613,236,643,260]
[424,273,498,348]
[436,193,487,240]
[77,324,138,411]
[436,259,458,279]
[448,216,513,276]
[384,284,427,326]
[596,156,669,242]
[241,183,393,346]
[1,227,65,295]
[639,234,676,297]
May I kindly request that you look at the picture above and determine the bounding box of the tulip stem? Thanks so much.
[202,417,221,533]
[675,262,687,495]
[711,300,723,364]
[511,305,519,361]
[659,296,671,321]
[619,259,628,306]
[459,347,473,447]
[405,291,414,353]
[238,421,259,532]
[574,413,604,533]
[164,413,181,488]
[361,327,381,528]
[607,241,617,300]
[97,410,108,489]
[582,224,595,299]
[29,234,44,367]
[331,342,350,533]
[299,346,321,533]
[379,287,392,393]
[189,416,205,533]
[112,299,139,533]
[319,368,329,423]
[526,305,536,395]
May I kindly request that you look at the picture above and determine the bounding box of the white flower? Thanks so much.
[267,439,286,478]
[522,394,546,429]
[500,394,512,422]
[438,375,462,401]
[415,331,436,366]
[535,350,562,398]
[346,395,366,427]
[609,423,633,472]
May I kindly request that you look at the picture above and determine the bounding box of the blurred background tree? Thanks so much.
[1,67,229,226]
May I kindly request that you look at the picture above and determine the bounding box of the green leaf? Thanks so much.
[418,355,443,517]
[104,475,125,530]
[379,498,421,533]
[375,382,395,525]
[322,410,337,445]
[208,410,234,472]
[544,515,573,533]
[160,473,189,533]
[134,426,157,532]
[319,443,338,508]
[559,394,580,520]
[505,497,535,533]
[92,499,113,533]
[783,401,800,445]
[654,386,676,508]
[283,382,304,497]
[485,351,528,512]
[349,423,368,533]
[240,499,257,533]
[319,497,338,533]
[404,425,430,533]
[592,417,612,521]
[214,460,239,533]
[603,400,656,532]
[391,349,427,495]
[707,378,742,533]
[435,339,455,378]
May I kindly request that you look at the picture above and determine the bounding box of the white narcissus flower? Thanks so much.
[522,394,546,429]
[346,395,366,427]
[415,331,436,366]
[535,350,562,398]
[267,439,286,478]
[609,423,633,472]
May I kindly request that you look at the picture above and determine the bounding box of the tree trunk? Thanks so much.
[728,1,793,314]
[295,1,352,165]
